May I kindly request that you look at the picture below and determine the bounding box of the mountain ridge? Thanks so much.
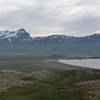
[0,28,100,44]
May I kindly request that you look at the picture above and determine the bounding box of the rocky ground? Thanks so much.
[0,69,59,92]
[0,60,99,100]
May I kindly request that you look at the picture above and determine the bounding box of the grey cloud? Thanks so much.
[0,0,99,36]
[63,15,100,35]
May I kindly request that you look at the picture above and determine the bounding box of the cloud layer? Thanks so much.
[0,0,100,36]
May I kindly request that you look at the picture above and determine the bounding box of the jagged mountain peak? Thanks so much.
[0,29,31,44]
[0,28,30,39]
[16,28,30,39]
[17,28,27,33]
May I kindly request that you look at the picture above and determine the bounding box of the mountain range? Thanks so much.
[0,28,100,45]
[0,28,99,58]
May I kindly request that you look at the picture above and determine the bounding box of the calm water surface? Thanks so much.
[58,59,100,69]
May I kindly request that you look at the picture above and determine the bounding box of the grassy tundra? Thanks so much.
[0,55,99,100]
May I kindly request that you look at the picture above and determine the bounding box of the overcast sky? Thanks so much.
[0,0,100,36]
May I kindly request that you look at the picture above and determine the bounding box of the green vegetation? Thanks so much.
[0,72,74,100]
[0,70,98,100]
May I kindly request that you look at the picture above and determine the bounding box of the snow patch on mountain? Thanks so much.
[0,28,30,39]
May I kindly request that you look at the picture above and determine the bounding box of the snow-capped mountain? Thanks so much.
[0,28,30,39]
[0,28,31,44]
